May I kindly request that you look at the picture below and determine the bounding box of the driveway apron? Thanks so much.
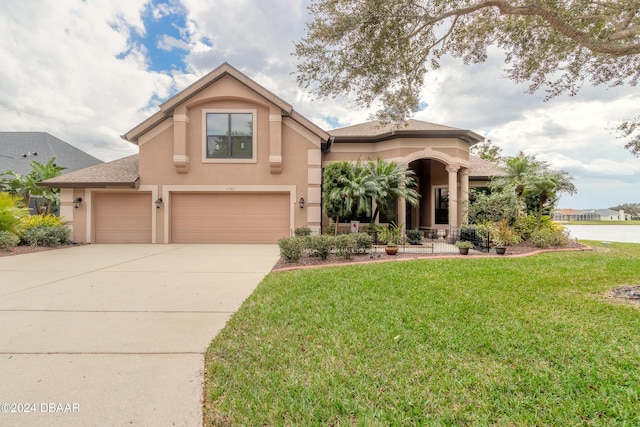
[0,244,279,426]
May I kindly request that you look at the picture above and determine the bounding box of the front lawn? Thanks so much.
[204,241,640,426]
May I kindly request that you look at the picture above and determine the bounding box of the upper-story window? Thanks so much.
[205,112,254,160]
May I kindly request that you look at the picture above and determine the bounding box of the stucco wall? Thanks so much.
[134,75,322,241]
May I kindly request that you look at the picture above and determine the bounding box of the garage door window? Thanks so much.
[206,112,254,160]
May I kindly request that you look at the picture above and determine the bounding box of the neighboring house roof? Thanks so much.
[555,209,584,215]
[328,119,484,144]
[469,156,505,179]
[594,209,621,216]
[0,132,103,176]
[123,62,330,145]
[39,155,139,188]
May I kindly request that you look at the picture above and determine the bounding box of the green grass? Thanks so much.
[204,241,640,426]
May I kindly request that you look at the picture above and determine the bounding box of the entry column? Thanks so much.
[446,165,459,228]
[460,168,469,225]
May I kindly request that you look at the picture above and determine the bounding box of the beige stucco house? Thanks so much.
[42,63,499,244]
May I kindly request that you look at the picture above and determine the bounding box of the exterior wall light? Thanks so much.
[73,197,83,209]
[299,197,305,209]
[155,197,163,209]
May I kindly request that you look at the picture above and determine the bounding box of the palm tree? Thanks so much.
[366,158,420,224]
[525,170,577,228]
[0,172,32,207]
[493,152,546,217]
[322,159,420,234]
[0,157,66,215]
[323,160,379,234]
[331,160,378,211]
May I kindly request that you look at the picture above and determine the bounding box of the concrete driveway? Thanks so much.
[0,244,279,426]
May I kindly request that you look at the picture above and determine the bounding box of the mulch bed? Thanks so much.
[0,244,77,257]
[272,240,588,271]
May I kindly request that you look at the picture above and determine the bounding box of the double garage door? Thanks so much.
[93,192,290,244]
[171,192,290,243]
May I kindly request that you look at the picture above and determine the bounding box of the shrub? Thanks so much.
[278,237,304,262]
[335,234,357,259]
[0,230,20,250]
[455,240,474,249]
[363,222,381,235]
[531,225,570,248]
[21,224,70,247]
[17,214,65,231]
[460,225,488,246]
[468,188,518,225]
[354,233,373,253]
[324,222,336,235]
[294,226,312,237]
[0,193,29,234]
[308,235,334,259]
[406,229,423,245]
[513,214,538,241]
[488,220,522,246]
[379,222,403,245]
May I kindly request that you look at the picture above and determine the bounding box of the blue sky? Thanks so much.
[0,0,638,209]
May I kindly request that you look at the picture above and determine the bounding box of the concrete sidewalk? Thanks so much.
[0,244,279,426]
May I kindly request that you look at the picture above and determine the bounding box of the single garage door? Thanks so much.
[94,193,152,243]
[171,192,290,243]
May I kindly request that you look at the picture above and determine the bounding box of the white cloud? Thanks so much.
[0,0,173,161]
[157,34,189,52]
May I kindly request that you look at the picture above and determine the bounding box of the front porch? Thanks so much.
[397,158,470,231]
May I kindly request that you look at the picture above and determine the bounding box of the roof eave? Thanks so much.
[122,111,167,145]
[332,129,484,144]
[38,182,138,189]
[160,63,294,114]
[38,177,140,189]
[122,63,300,144]
[289,110,330,141]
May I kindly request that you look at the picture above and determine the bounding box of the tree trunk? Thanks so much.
[371,206,380,224]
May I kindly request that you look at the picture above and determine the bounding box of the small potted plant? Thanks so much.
[490,220,522,255]
[380,223,403,255]
[454,240,474,255]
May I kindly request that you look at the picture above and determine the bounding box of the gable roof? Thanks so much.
[123,62,329,144]
[39,154,139,188]
[329,119,484,144]
[0,132,103,176]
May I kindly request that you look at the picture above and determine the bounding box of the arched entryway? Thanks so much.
[401,158,469,230]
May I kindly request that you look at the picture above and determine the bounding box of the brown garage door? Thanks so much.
[94,193,152,243]
[171,192,290,243]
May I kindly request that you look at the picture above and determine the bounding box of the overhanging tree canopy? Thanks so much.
[295,0,640,154]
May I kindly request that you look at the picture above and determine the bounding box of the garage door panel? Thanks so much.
[94,193,152,243]
[171,193,290,243]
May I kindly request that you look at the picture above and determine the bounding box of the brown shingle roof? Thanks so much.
[469,155,505,179]
[328,119,483,144]
[39,154,139,188]
[329,119,459,136]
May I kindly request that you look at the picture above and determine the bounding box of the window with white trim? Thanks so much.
[205,112,254,159]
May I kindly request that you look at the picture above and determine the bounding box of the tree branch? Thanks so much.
[422,0,640,56]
